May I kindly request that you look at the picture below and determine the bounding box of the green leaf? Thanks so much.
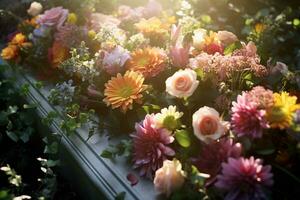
[100,150,114,159]
[6,131,19,142]
[7,106,18,115]
[23,104,37,109]
[224,42,242,55]
[175,130,191,148]
[46,160,60,167]
[35,81,43,89]
[115,192,126,200]
[293,18,300,27]
[0,111,8,125]
[44,142,59,154]
[256,148,275,155]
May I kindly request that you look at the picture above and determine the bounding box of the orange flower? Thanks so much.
[48,42,69,68]
[10,33,26,46]
[104,71,147,113]
[126,47,167,78]
[1,45,18,60]
[135,17,169,39]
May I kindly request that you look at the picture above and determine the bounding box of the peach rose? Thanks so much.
[217,31,238,46]
[166,68,199,98]
[154,159,185,197]
[192,106,228,143]
[27,2,43,17]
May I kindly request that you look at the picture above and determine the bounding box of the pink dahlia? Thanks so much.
[191,138,242,183]
[131,114,175,178]
[215,157,273,200]
[231,92,269,138]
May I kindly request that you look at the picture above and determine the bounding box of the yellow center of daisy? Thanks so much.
[137,57,150,66]
[118,85,133,98]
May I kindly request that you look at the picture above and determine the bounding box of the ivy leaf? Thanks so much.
[175,130,191,148]
[7,106,18,115]
[101,150,114,159]
[6,131,19,142]
[44,142,59,154]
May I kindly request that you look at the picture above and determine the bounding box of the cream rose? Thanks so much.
[192,106,228,143]
[217,31,238,46]
[27,2,43,17]
[154,159,185,197]
[166,68,199,98]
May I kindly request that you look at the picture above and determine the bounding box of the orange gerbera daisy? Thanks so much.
[126,47,167,78]
[135,17,168,39]
[104,71,147,113]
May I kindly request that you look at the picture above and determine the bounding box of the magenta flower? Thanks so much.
[191,138,242,183]
[131,114,175,179]
[215,157,273,200]
[37,7,68,29]
[231,92,269,138]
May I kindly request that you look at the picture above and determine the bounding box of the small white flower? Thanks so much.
[154,105,183,130]
[27,2,43,17]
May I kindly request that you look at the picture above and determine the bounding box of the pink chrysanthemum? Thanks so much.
[215,157,273,200]
[231,92,269,138]
[131,114,175,178]
[191,138,242,183]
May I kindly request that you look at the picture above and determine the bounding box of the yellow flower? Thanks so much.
[88,30,96,39]
[104,71,147,113]
[11,33,26,46]
[135,17,169,39]
[1,45,18,60]
[255,23,266,34]
[67,13,77,24]
[126,47,167,78]
[267,92,300,129]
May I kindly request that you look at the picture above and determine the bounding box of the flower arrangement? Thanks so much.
[1,0,300,199]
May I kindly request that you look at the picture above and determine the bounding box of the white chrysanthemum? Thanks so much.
[155,106,183,130]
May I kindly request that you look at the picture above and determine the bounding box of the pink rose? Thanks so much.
[37,7,68,29]
[217,31,238,46]
[154,159,185,197]
[166,69,199,98]
[192,106,228,143]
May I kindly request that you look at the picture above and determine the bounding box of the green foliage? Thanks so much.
[175,130,191,148]
[101,139,132,160]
